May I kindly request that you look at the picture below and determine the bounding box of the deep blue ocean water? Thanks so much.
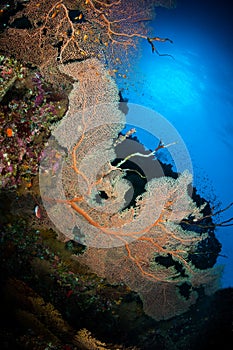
[118,0,233,288]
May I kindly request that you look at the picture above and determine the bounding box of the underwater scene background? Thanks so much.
[118,0,233,289]
[0,0,232,349]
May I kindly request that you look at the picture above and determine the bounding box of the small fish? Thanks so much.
[34,205,41,219]
[75,13,83,20]
[51,11,58,19]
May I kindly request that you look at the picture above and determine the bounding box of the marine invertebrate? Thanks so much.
[0,0,174,85]
[0,61,64,189]
[40,58,222,320]
[0,55,25,101]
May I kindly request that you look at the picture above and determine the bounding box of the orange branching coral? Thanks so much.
[0,0,174,83]
[40,59,222,320]
[83,0,175,62]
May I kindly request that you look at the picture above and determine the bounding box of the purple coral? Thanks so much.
[0,69,62,189]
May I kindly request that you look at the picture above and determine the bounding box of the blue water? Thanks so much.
[118,0,233,288]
